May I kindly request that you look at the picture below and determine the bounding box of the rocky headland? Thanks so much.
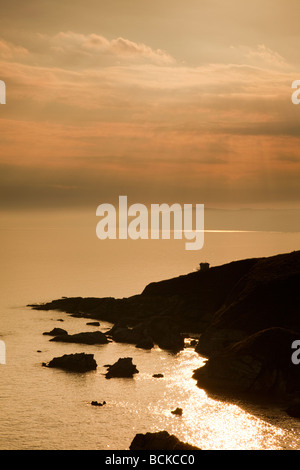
[193,327,300,399]
[30,250,300,403]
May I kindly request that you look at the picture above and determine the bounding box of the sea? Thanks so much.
[1,208,300,450]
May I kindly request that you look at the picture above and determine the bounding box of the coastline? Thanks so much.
[29,250,300,412]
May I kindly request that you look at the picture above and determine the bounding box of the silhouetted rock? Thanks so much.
[46,353,97,372]
[29,295,183,326]
[86,321,100,326]
[152,373,164,378]
[193,328,300,398]
[171,407,183,416]
[107,319,180,351]
[107,323,142,344]
[147,316,184,352]
[43,328,68,336]
[135,336,154,350]
[129,431,200,450]
[105,357,139,379]
[50,331,108,345]
[91,400,106,407]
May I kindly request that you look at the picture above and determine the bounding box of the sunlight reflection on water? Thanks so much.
[145,348,296,450]
[1,310,300,450]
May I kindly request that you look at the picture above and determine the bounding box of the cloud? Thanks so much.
[247,44,287,67]
[0,39,29,60]
[0,31,300,208]
[230,44,290,70]
[35,31,176,67]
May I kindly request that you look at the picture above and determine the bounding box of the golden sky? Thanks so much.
[0,0,300,210]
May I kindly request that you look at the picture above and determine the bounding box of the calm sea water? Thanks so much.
[1,210,300,450]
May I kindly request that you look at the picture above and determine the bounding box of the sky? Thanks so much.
[0,0,300,213]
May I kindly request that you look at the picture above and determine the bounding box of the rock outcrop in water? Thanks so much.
[49,331,108,345]
[171,407,183,416]
[91,400,106,407]
[129,430,200,450]
[30,250,300,401]
[105,357,139,379]
[44,353,97,372]
[43,328,68,336]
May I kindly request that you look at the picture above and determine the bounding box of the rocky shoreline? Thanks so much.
[30,250,300,411]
